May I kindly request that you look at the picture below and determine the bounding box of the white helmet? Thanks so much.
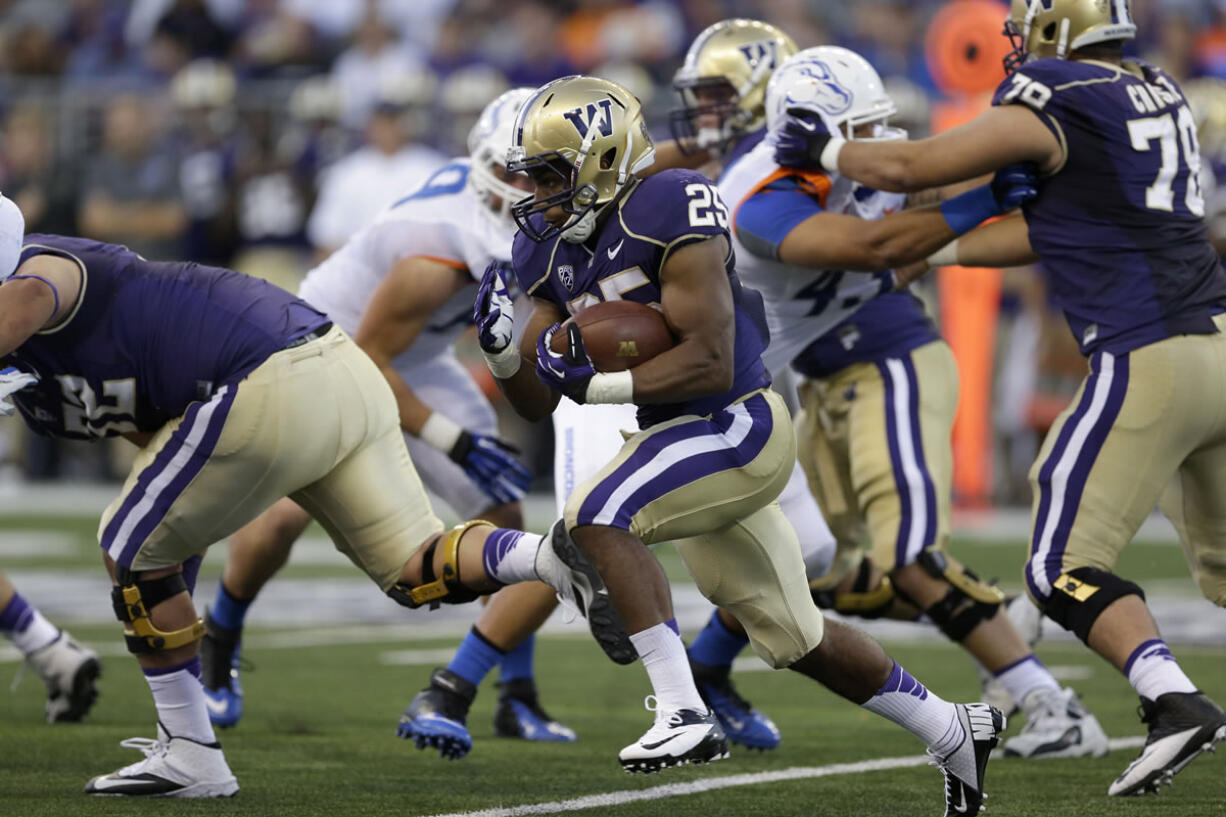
[766,46,906,143]
[0,193,25,281]
[467,87,535,225]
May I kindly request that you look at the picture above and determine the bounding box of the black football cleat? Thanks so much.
[1109,691,1226,796]
[396,668,476,760]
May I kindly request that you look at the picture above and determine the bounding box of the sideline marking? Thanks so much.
[420,737,1146,817]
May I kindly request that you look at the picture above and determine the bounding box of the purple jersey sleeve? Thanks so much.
[621,170,731,262]
[991,60,1069,146]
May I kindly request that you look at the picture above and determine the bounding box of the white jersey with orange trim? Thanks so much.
[298,158,514,372]
[719,139,899,376]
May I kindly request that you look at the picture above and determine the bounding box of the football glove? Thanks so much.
[419,411,532,506]
[0,365,37,417]
[536,323,596,404]
[773,107,841,172]
[940,162,1039,235]
[474,261,520,378]
[450,431,532,506]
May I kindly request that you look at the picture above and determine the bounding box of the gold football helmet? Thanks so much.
[507,75,655,243]
[670,18,797,154]
[1004,0,1137,73]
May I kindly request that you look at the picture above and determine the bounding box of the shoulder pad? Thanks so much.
[621,169,730,246]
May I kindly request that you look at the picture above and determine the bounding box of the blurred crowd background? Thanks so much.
[1,0,1225,508]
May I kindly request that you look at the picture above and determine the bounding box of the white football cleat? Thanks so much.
[929,702,1005,817]
[1003,686,1109,759]
[618,696,729,774]
[85,722,238,798]
[534,520,636,664]
[24,629,101,723]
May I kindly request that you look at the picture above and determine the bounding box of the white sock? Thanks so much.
[1125,639,1197,701]
[629,621,706,714]
[862,661,964,757]
[481,529,543,585]
[994,654,1059,706]
[144,662,218,745]
[11,611,60,655]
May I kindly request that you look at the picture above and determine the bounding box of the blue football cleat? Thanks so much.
[397,669,476,760]
[493,679,577,742]
[200,612,243,729]
[690,657,781,750]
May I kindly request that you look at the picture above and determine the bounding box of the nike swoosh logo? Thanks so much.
[640,734,680,751]
[203,695,230,716]
[607,239,624,260]
[951,786,968,814]
[793,117,818,132]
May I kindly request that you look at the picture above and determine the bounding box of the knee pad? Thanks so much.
[111,571,205,654]
[811,557,896,619]
[388,520,490,610]
[915,551,1005,641]
[1041,567,1145,643]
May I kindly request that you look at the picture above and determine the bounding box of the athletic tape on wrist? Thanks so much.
[585,370,634,404]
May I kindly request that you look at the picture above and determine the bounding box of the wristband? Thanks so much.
[820,138,846,173]
[483,343,522,379]
[419,411,463,454]
[926,240,960,268]
[939,185,997,236]
[585,370,634,404]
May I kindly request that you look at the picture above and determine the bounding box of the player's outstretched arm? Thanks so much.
[0,254,80,356]
[929,213,1038,271]
[629,235,737,403]
[639,139,714,178]
[357,257,532,504]
[778,105,1062,193]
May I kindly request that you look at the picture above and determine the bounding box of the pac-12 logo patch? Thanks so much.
[562,99,614,138]
[785,60,853,117]
[557,265,575,292]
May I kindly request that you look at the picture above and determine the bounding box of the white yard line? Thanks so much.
[418,737,1147,817]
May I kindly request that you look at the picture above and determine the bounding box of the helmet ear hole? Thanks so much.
[599,147,616,170]
[1042,22,1058,42]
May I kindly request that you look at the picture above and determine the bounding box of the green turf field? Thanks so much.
[2,509,1225,816]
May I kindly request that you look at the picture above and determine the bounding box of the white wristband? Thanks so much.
[584,370,634,404]
[419,411,463,454]
[820,137,846,173]
[926,239,960,269]
[483,343,522,380]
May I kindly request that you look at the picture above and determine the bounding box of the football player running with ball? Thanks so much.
[474,74,1013,815]
[774,0,1226,797]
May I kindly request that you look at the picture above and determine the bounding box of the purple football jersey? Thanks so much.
[3,235,329,439]
[993,58,1226,355]
[512,169,770,427]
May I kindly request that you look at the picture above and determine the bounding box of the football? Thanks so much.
[552,300,674,372]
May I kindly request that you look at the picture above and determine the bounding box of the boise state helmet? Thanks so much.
[0,193,25,281]
[766,46,906,143]
[467,87,535,226]
[1004,0,1137,73]
[670,18,797,155]
[507,75,655,244]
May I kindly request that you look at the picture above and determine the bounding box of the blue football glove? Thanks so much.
[449,431,533,506]
[0,365,38,418]
[474,261,521,378]
[939,162,1040,235]
[989,162,1040,212]
[536,322,596,404]
[773,107,838,171]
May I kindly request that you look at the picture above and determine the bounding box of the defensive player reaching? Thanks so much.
[1,569,101,722]
[0,195,626,797]
[474,74,1021,814]
[774,0,1226,796]
[705,44,1108,759]
[196,89,576,754]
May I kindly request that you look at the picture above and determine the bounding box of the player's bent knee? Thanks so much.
[912,551,1005,641]
[1041,566,1146,643]
[811,557,896,619]
[387,520,492,610]
[111,570,205,654]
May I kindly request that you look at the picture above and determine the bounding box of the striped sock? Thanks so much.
[0,592,60,654]
[862,661,964,757]
[144,657,217,744]
[1125,639,1197,701]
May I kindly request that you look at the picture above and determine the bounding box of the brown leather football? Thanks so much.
[552,300,673,372]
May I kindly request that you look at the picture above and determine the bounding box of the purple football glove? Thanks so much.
[536,322,595,404]
[773,107,836,171]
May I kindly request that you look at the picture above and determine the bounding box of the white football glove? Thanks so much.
[0,365,38,417]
